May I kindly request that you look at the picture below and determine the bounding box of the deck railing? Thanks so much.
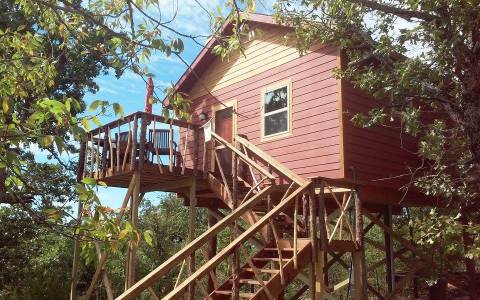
[77,111,202,180]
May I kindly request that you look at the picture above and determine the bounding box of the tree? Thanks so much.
[0,0,194,246]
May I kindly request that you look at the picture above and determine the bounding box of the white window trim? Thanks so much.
[261,80,292,141]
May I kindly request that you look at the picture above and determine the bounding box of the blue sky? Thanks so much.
[78,1,274,208]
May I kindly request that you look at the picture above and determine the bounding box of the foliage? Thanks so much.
[0,206,74,299]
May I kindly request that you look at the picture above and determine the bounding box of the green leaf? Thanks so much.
[81,177,96,186]
[113,103,124,117]
[40,135,54,147]
[2,98,9,113]
[81,118,90,131]
[143,230,154,246]
[92,116,101,127]
[89,100,107,112]
[118,229,129,240]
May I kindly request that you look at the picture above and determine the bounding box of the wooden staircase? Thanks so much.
[116,132,347,300]
[207,239,312,300]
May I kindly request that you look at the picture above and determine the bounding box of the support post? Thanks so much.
[188,179,197,300]
[232,150,240,300]
[126,171,140,289]
[309,186,325,300]
[316,181,328,299]
[354,191,367,300]
[352,251,362,300]
[384,205,395,293]
[207,209,218,294]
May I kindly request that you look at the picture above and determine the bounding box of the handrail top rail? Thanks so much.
[210,132,276,180]
[87,111,201,134]
[235,134,306,186]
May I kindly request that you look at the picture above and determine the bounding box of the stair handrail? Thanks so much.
[235,135,305,185]
[210,132,275,181]
[160,180,312,300]
[116,185,274,300]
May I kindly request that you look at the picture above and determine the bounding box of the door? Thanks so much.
[214,106,233,175]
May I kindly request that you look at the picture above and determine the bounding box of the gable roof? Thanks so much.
[167,13,285,100]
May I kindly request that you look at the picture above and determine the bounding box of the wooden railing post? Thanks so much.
[169,120,174,172]
[193,128,199,176]
[130,114,138,171]
[116,120,120,172]
[89,133,94,178]
[77,141,86,182]
[202,140,207,178]
[138,114,147,171]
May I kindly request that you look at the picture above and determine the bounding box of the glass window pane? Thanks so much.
[264,86,288,113]
[265,111,288,136]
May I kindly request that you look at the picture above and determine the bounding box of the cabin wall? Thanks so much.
[180,25,344,179]
[340,81,420,187]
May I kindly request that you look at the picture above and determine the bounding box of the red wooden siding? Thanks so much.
[180,44,344,180]
[341,81,421,188]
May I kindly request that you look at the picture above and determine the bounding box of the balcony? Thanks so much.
[77,111,205,191]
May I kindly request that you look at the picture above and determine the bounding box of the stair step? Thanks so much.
[214,290,255,298]
[263,247,294,251]
[252,257,290,262]
[239,279,262,285]
[243,268,279,274]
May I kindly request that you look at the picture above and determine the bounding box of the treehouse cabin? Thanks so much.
[72,13,448,300]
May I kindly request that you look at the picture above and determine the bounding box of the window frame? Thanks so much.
[261,79,292,141]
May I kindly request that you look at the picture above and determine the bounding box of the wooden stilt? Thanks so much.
[384,205,395,293]
[207,209,218,294]
[126,171,141,289]
[352,251,362,300]
[232,151,240,300]
[354,191,367,300]
[309,187,325,300]
[188,179,197,300]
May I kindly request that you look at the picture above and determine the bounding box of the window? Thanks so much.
[263,83,290,138]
